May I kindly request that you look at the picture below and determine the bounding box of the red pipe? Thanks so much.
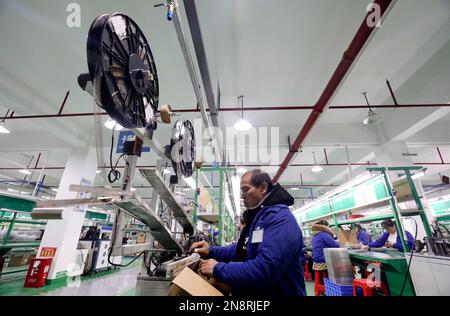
[6,112,108,120]
[273,0,395,183]
[4,103,450,120]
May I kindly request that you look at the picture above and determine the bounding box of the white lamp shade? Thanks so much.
[234,119,252,131]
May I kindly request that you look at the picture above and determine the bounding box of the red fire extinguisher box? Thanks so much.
[24,258,53,288]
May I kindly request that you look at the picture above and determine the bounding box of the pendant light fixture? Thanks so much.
[362,92,384,126]
[234,95,252,131]
[0,109,11,134]
[311,151,323,173]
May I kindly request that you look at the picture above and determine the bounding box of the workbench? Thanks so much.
[349,250,415,296]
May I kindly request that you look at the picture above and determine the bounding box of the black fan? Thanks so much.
[87,13,159,130]
[170,120,196,178]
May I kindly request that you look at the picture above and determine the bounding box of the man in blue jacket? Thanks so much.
[362,219,415,252]
[191,169,306,296]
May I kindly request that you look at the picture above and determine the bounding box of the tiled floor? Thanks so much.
[0,257,141,296]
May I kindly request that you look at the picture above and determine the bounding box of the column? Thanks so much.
[38,146,97,281]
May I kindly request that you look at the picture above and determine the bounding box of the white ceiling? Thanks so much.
[0,0,449,206]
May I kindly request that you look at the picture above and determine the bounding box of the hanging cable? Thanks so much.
[108,129,125,183]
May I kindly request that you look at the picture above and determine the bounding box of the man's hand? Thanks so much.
[361,245,370,251]
[385,241,394,248]
[190,241,210,257]
[199,259,218,278]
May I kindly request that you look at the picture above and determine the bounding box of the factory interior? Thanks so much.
[0,0,450,298]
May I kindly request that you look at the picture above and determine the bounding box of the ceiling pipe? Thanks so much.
[273,0,397,183]
[4,160,450,173]
[4,103,450,121]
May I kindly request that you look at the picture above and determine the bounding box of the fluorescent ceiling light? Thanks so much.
[234,119,252,131]
[237,167,247,174]
[130,188,137,192]
[184,177,196,190]
[311,165,323,173]
[412,172,425,180]
[290,188,300,191]
[19,169,31,175]
[51,188,58,192]
[96,170,102,174]
[104,118,124,131]
[0,123,10,134]
[163,169,172,175]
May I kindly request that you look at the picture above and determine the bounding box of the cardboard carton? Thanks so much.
[8,254,35,267]
[169,267,226,296]
[338,229,358,246]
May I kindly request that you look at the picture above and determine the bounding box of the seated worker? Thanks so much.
[355,224,372,246]
[190,169,306,296]
[311,220,340,272]
[362,219,415,252]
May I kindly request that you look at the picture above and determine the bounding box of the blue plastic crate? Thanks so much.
[324,278,354,296]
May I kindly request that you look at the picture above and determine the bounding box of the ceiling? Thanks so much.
[0,0,450,208]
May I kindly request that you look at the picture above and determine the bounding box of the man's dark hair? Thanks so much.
[243,169,274,193]
[316,220,329,226]
[381,219,396,229]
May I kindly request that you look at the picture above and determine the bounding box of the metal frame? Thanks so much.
[192,167,236,246]
[299,166,433,253]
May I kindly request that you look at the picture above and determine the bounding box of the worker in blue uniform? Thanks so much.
[355,224,372,246]
[191,169,306,296]
[311,220,340,272]
[362,219,415,252]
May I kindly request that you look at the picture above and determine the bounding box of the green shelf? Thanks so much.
[0,219,46,225]
[332,213,394,226]
[0,242,40,249]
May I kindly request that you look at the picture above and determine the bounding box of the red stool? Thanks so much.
[353,279,389,296]
[314,270,328,296]
[304,263,312,282]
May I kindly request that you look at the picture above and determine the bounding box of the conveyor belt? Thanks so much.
[139,169,194,234]
[113,199,183,253]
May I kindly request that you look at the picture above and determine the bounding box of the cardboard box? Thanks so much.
[8,254,35,267]
[169,267,225,296]
[338,229,358,246]
[137,233,146,244]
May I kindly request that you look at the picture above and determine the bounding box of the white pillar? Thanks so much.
[38,146,97,281]
[372,142,414,167]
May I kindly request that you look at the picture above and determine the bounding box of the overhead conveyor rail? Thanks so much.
[139,168,194,235]
[113,198,183,253]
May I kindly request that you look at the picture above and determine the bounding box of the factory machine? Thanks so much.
[406,221,450,296]
[32,2,224,295]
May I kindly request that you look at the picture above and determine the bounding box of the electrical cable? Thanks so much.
[438,223,450,235]
[108,129,125,183]
[108,250,144,268]
[400,217,418,296]
[107,207,144,268]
